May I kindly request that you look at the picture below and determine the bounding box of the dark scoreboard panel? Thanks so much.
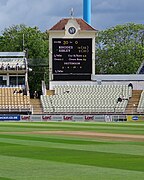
[52,38,92,80]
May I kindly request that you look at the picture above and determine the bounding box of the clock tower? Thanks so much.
[48,18,96,83]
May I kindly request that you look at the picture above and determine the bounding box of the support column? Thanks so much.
[83,0,91,25]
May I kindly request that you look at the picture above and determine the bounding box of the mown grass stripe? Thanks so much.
[0,134,114,145]
[0,178,13,180]
[1,121,144,127]
[0,136,144,156]
[1,155,144,180]
[0,122,144,134]
[1,132,144,145]
[0,142,144,172]
[1,121,144,128]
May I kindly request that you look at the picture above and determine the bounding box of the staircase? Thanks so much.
[30,98,43,114]
[125,90,142,114]
[46,90,55,95]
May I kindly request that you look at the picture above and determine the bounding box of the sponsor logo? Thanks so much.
[85,115,94,121]
[63,116,73,121]
[42,115,52,120]
[0,115,20,121]
[21,115,30,120]
[132,116,138,121]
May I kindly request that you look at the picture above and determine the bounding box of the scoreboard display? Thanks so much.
[52,38,92,77]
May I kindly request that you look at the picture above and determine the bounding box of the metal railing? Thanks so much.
[30,105,144,115]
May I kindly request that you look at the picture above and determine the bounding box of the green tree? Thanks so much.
[96,23,144,74]
[0,24,49,92]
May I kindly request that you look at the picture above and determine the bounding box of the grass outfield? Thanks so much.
[0,122,144,180]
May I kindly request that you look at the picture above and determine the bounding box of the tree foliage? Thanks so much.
[96,23,144,74]
[0,24,49,92]
[0,24,48,58]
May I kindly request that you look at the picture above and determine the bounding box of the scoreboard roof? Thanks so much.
[49,18,96,31]
[0,52,25,57]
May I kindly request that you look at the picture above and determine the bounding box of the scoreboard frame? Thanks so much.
[52,38,92,81]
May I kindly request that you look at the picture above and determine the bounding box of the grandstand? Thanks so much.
[41,84,132,114]
[137,91,144,113]
[40,79,144,115]
[0,52,32,114]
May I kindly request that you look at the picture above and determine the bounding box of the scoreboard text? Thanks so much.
[52,38,92,74]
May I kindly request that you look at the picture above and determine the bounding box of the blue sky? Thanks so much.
[0,0,143,33]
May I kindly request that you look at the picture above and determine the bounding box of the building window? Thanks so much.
[10,76,25,86]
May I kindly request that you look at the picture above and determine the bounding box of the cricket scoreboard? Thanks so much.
[52,38,92,80]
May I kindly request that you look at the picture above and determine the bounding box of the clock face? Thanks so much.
[68,27,76,34]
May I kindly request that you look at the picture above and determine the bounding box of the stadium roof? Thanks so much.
[0,52,25,57]
[49,18,96,31]
[137,61,144,74]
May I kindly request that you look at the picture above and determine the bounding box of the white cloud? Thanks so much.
[92,0,144,30]
[0,0,143,33]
